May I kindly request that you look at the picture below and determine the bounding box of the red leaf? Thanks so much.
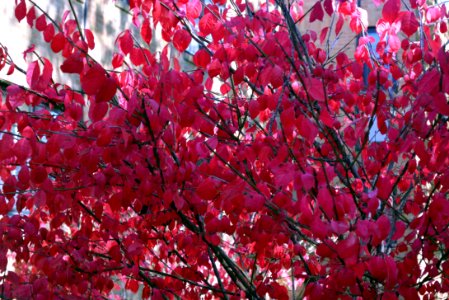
[35,14,46,31]
[368,256,398,286]
[112,53,124,69]
[426,6,441,23]
[109,245,122,262]
[301,173,315,191]
[244,194,265,212]
[418,69,440,95]
[96,77,117,102]
[305,77,325,101]
[0,196,10,215]
[368,257,387,281]
[309,2,324,23]
[81,64,107,95]
[270,65,283,88]
[141,18,152,44]
[109,193,122,212]
[15,0,26,22]
[39,58,53,89]
[335,14,344,36]
[351,62,363,78]
[350,8,368,34]
[207,59,221,78]
[6,63,15,75]
[193,49,211,68]
[152,0,161,25]
[96,126,112,147]
[376,215,391,241]
[220,82,231,94]
[26,61,40,89]
[173,193,185,210]
[89,102,109,122]
[409,0,418,8]
[297,115,318,143]
[43,24,55,42]
[443,74,449,94]
[330,220,350,235]
[440,22,447,33]
[130,47,145,66]
[317,188,334,218]
[434,92,449,115]
[320,27,329,44]
[60,55,84,74]
[84,29,95,49]
[376,176,392,200]
[268,282,289,299]
[290,2,304,23]
[26,6,36,27]
[337,232,359,261]
[248,101,259,119]
[50,33,66,53]
[199,13,216,36]
[3,177,16,200]
[126,279,139,293]
[118,30,133,55]
[14,285,32,299]
[22,44,35,60]
[382,0,400,23]
[187,0,202,20]
[323,0,333,16]
[399,11,419,36]
[439,48,449,74]
[14,139,31,163]
[196,179,217,200]
[31,166,47,184]
[18,167,30,185]
[388,33,401,52]
[173,29,192,52]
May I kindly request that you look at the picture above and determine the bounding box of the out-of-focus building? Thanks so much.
[0,1,119,84]
[0,0,384,83]
[299,0,382,58]
[0,0,163,87]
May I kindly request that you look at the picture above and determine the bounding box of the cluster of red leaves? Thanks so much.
[1,0,449,299]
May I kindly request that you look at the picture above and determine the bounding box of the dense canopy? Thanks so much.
[1,0,449,299]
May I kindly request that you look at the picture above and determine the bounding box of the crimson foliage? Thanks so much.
[1,0,449,299]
